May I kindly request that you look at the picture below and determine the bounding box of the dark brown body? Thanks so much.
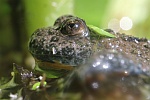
[28,15,150,100]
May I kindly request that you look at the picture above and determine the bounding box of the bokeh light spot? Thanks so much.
[120,17,133,30]
[108,18,120,33]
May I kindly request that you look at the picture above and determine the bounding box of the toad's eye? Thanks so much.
[68,23,79,31]
[61,19,89,37]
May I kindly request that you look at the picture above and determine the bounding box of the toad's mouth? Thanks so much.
[31,48,92,67]
[35,58,74,71]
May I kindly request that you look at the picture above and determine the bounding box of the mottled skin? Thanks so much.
[97,30,150,71]
[28,15,150,100]
[29,14,150,73]
[29,27,91,66]
[29,16,92,72]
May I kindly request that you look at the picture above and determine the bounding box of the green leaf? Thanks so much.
[0,72,18,90]
[88,25,115,38]
[0,64,22,99]
[31,81,47,90]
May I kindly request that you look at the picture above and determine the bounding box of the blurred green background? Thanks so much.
[0,0,150,76]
